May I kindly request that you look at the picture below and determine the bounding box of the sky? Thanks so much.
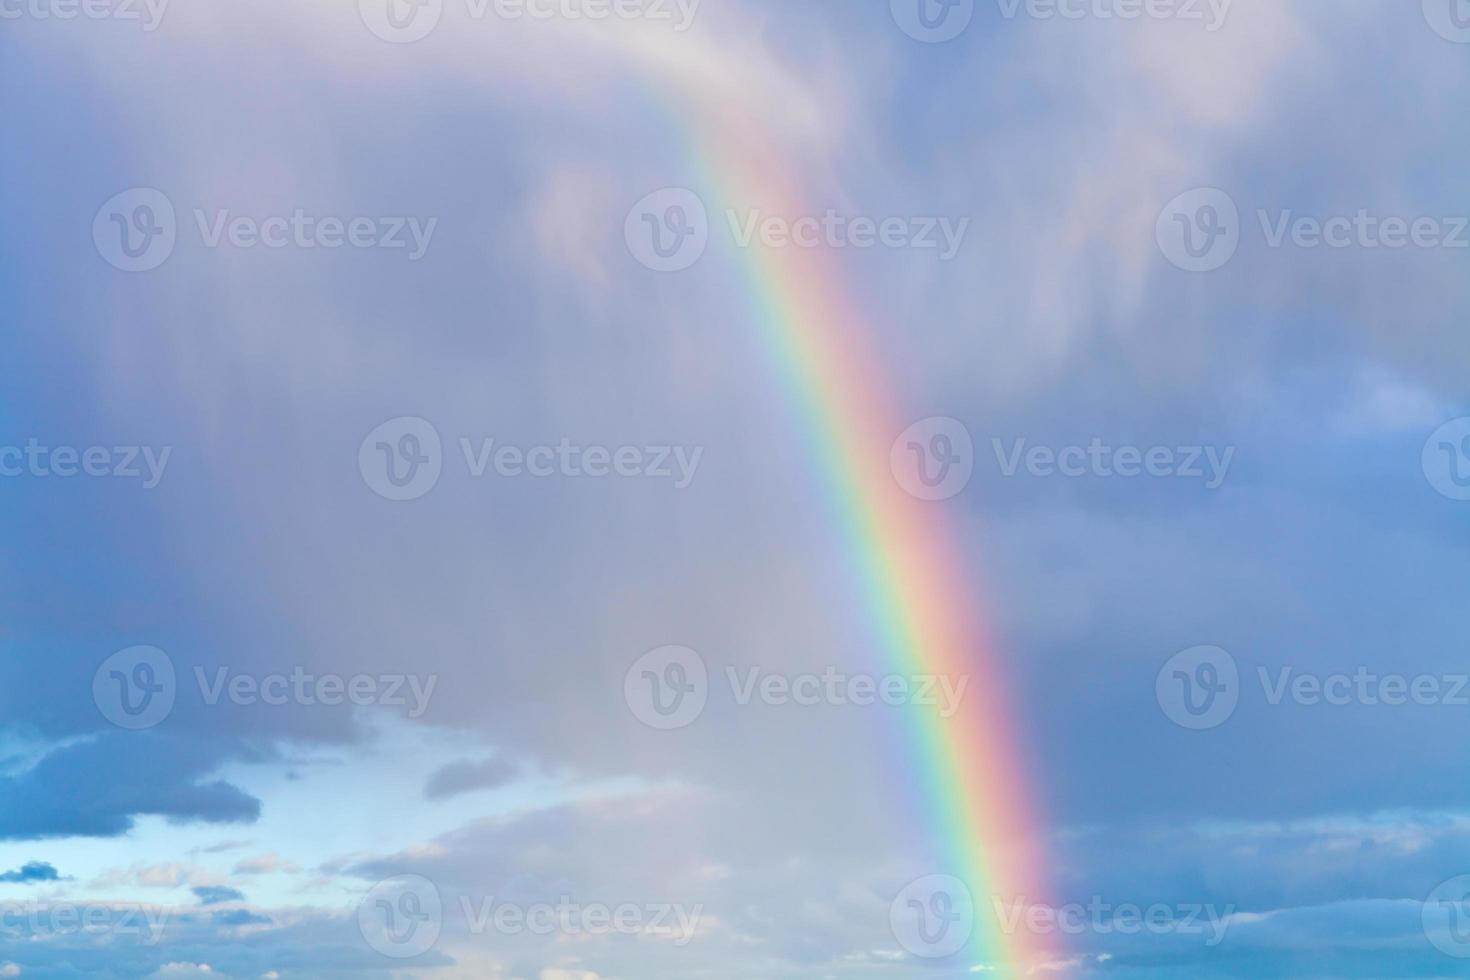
[1,0,1469,977]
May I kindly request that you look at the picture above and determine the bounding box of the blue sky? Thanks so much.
[2,1,1469,977]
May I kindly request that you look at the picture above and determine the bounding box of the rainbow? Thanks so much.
[682,112,1059,973]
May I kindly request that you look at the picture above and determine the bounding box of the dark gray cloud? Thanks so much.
[423,756,518,800]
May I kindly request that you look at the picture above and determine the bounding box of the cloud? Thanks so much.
[94,863,207,890]
[191,885,246,906]
[146,966,215,979]
[424,757,519,800]
[231,854,298,876]
[0,861,63,884]
[211,908,272,927]
[0,734,260,841]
